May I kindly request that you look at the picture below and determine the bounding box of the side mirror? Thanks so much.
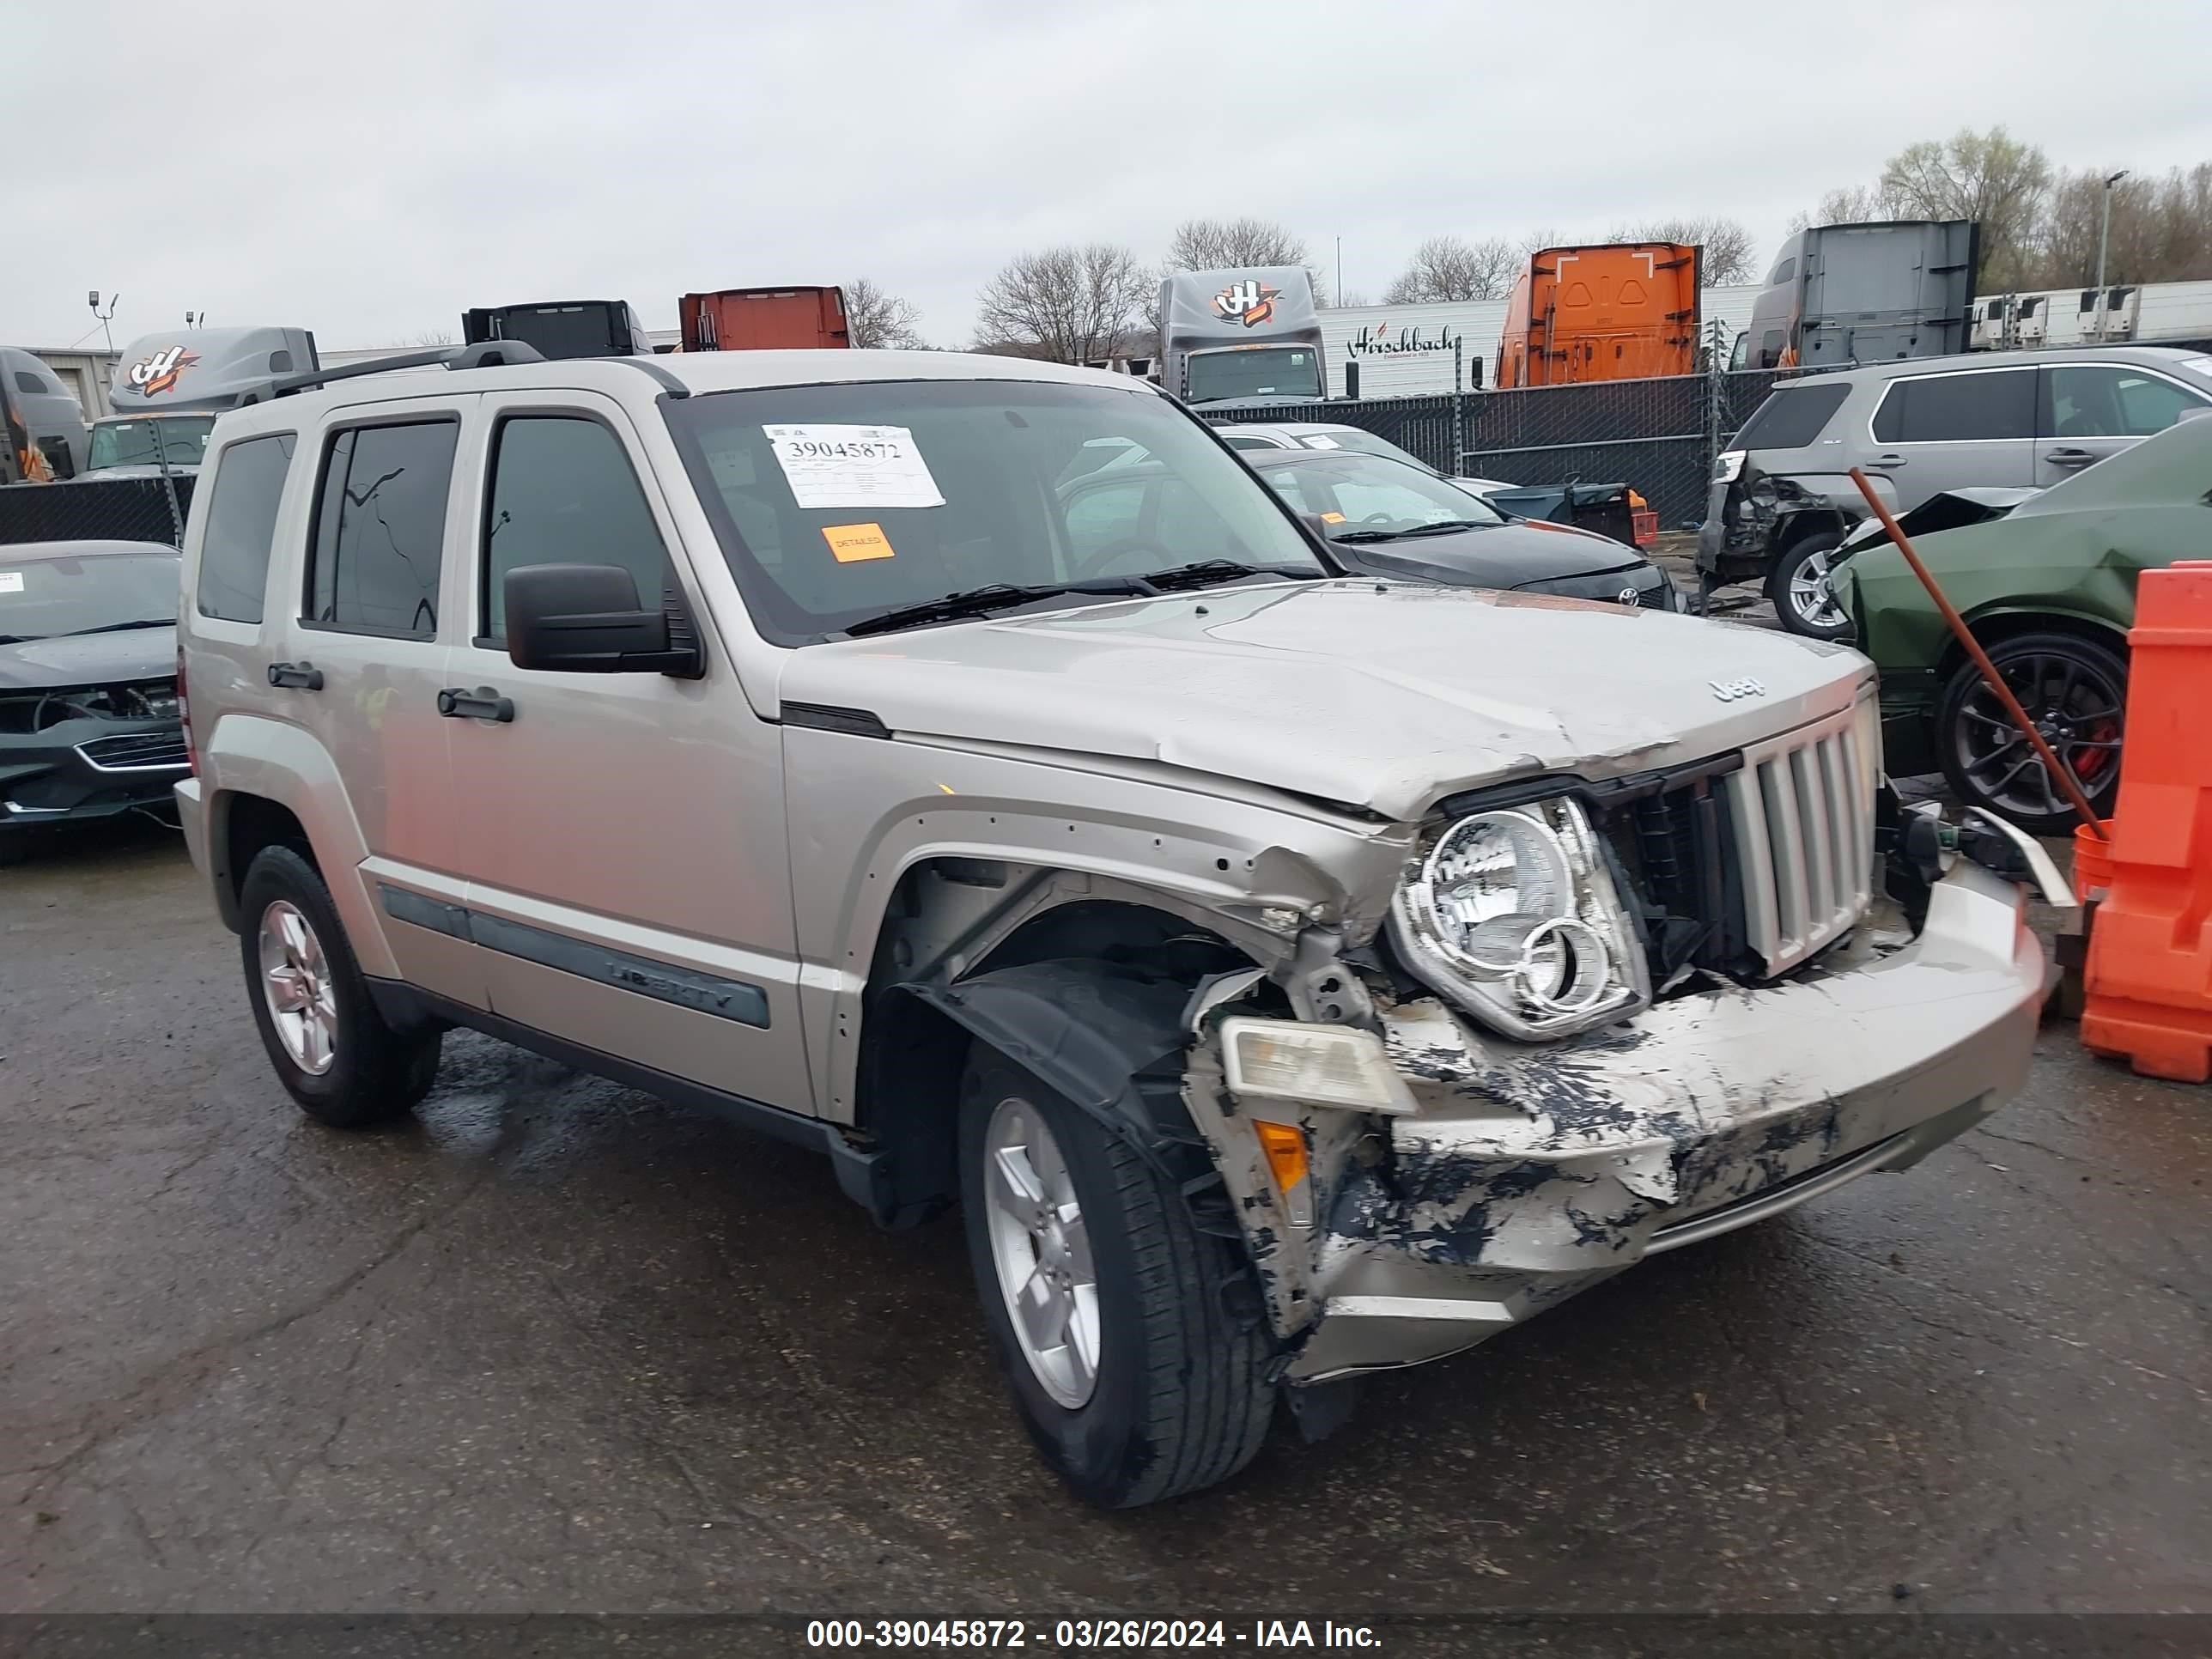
[503,563,702,676]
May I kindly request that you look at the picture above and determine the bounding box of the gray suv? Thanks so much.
[1699,345,2212,637]
[175,344,2056,1507]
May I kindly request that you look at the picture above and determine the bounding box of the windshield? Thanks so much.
[88,416,216,471]
[0,552,179,641]
[1296,428,1437,472]
[1250,453,1506,535]
[665,379,1327,643]
[1183,347,1323,405]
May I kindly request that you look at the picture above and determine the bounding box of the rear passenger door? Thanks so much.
[285,396,483,1008]
[1864,367,2036,507]
[2036,362,2212,484]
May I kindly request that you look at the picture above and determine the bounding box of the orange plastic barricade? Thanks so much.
[2081,562,2212,1081]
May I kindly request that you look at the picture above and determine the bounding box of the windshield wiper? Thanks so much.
[1394,520,1497,538]
[842,579,1147,638]
[55,619,175,638]
[1326,527,1413,544]
[1136,559,1320,592]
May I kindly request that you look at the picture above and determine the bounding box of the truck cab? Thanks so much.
[461,300,655,361]
[1158,266,1325,408]
[1495,243,1699,386]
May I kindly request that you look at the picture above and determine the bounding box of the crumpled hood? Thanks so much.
[1328,521,1641,588]
[0,625,177,691]
[780,581,1870,818]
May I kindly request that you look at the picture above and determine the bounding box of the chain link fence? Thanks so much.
[1211,366,1789,531]
[0,473,196,549]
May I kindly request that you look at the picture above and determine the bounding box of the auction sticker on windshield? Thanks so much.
[0,572,22,593]
[822,523,896,563]
[765,425,945,511]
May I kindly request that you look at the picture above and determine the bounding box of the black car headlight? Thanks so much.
[1389,798,1650,1041]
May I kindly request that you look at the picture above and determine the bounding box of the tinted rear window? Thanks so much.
[1872,369,2035,443]
[1731,382,1850,452]
[197,433,295,623]
[307,421,458,637]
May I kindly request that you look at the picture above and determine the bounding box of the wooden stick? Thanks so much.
[1845,467,2109,840]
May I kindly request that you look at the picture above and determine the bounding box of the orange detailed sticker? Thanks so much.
[1319,511,1346,524]
[823,522,895,563]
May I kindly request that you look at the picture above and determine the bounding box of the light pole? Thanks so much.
[2095,169,2129,337]
[88,290,118,353]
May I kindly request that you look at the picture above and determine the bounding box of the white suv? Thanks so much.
[176,343,2055,1506]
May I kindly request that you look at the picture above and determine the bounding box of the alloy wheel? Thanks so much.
[1786,545,1848,631]
[1953,651,2124,820]
[258,899,339,1075]
[982,1096,1100,1408]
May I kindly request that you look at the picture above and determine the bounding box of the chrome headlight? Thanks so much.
[1389,798,1650,1041]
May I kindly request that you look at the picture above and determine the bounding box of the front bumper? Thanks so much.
[0,716,189,831]
[1212,861,2045,1382]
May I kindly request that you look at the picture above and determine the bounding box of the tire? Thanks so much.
[1766,530,1853,640]
[237,845,441,1127]
[1936,630,2129,837]
[958,1048,1274,1508]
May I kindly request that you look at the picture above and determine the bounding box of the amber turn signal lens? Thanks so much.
[1252,1120,1309,1194]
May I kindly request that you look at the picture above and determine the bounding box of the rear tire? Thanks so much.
[238,845,441,1127]
[958,1048,1274,1508]
[1767,530,1852,640]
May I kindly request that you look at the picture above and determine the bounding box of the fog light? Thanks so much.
[1221,1017,1417,1115]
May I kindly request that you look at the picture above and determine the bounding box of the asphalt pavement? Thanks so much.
[3,817,2208,1626]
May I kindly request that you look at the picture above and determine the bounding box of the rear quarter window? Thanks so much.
[196,433,297,623]
[1730,382,1850,452]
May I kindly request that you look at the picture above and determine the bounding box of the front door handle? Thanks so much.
[1865,453,1908,470]
[266,660,324,690]
[2044,447,2096,467]
[435,685,514,723]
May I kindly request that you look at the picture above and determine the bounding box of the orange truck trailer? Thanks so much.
[1495,243,1700,386]
[679,287,851,351]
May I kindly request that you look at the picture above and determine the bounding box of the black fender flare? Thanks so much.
[890,960,1254,1267]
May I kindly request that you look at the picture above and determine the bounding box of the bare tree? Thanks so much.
[411,328,455,348]
[1607,216,1759,284]
[974,243,1153,364]
[844,277,925,349]
[1164,217,1328,302]
[1879,127,2051,289]
[2028,162,2212,288]
[1382,234,1516,303]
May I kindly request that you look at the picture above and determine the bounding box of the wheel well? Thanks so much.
[219,793,315,927]
[852,885,1252,1226]
[1772,513,1845,557]
[1935,611,2130,690]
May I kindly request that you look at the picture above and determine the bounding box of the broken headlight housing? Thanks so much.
[1389,798,1650,1041]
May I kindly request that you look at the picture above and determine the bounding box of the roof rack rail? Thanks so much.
[234,339,690,405]
[235,340,546,405]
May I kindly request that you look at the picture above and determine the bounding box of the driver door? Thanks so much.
[439,391,811,1111]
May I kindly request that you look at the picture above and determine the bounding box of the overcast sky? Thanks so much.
[13,0,2212,353]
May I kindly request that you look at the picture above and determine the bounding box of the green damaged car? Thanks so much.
[1838,412,2212,836]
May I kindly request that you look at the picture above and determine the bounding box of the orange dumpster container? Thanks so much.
[2080,562,2212,1081]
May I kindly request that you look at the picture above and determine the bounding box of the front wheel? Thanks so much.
[1936,630,2128,836]
[1767,531,1853,640]
[958,1048,1274,1508]
[238,845,442,1127]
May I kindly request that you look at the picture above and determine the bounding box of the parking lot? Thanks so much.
[3,816,2206,1620]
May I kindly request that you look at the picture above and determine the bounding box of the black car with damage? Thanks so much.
[0,542,187,861]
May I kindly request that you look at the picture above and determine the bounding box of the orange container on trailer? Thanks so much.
[1495,243,1700,386]
[679,287,851,351]
[2080,562,2212,1081]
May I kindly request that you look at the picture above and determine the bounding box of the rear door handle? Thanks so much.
[2044,447,2096,467]
[1866,453,1908,470]
[266,660,324,690]
[436,685,514,723]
